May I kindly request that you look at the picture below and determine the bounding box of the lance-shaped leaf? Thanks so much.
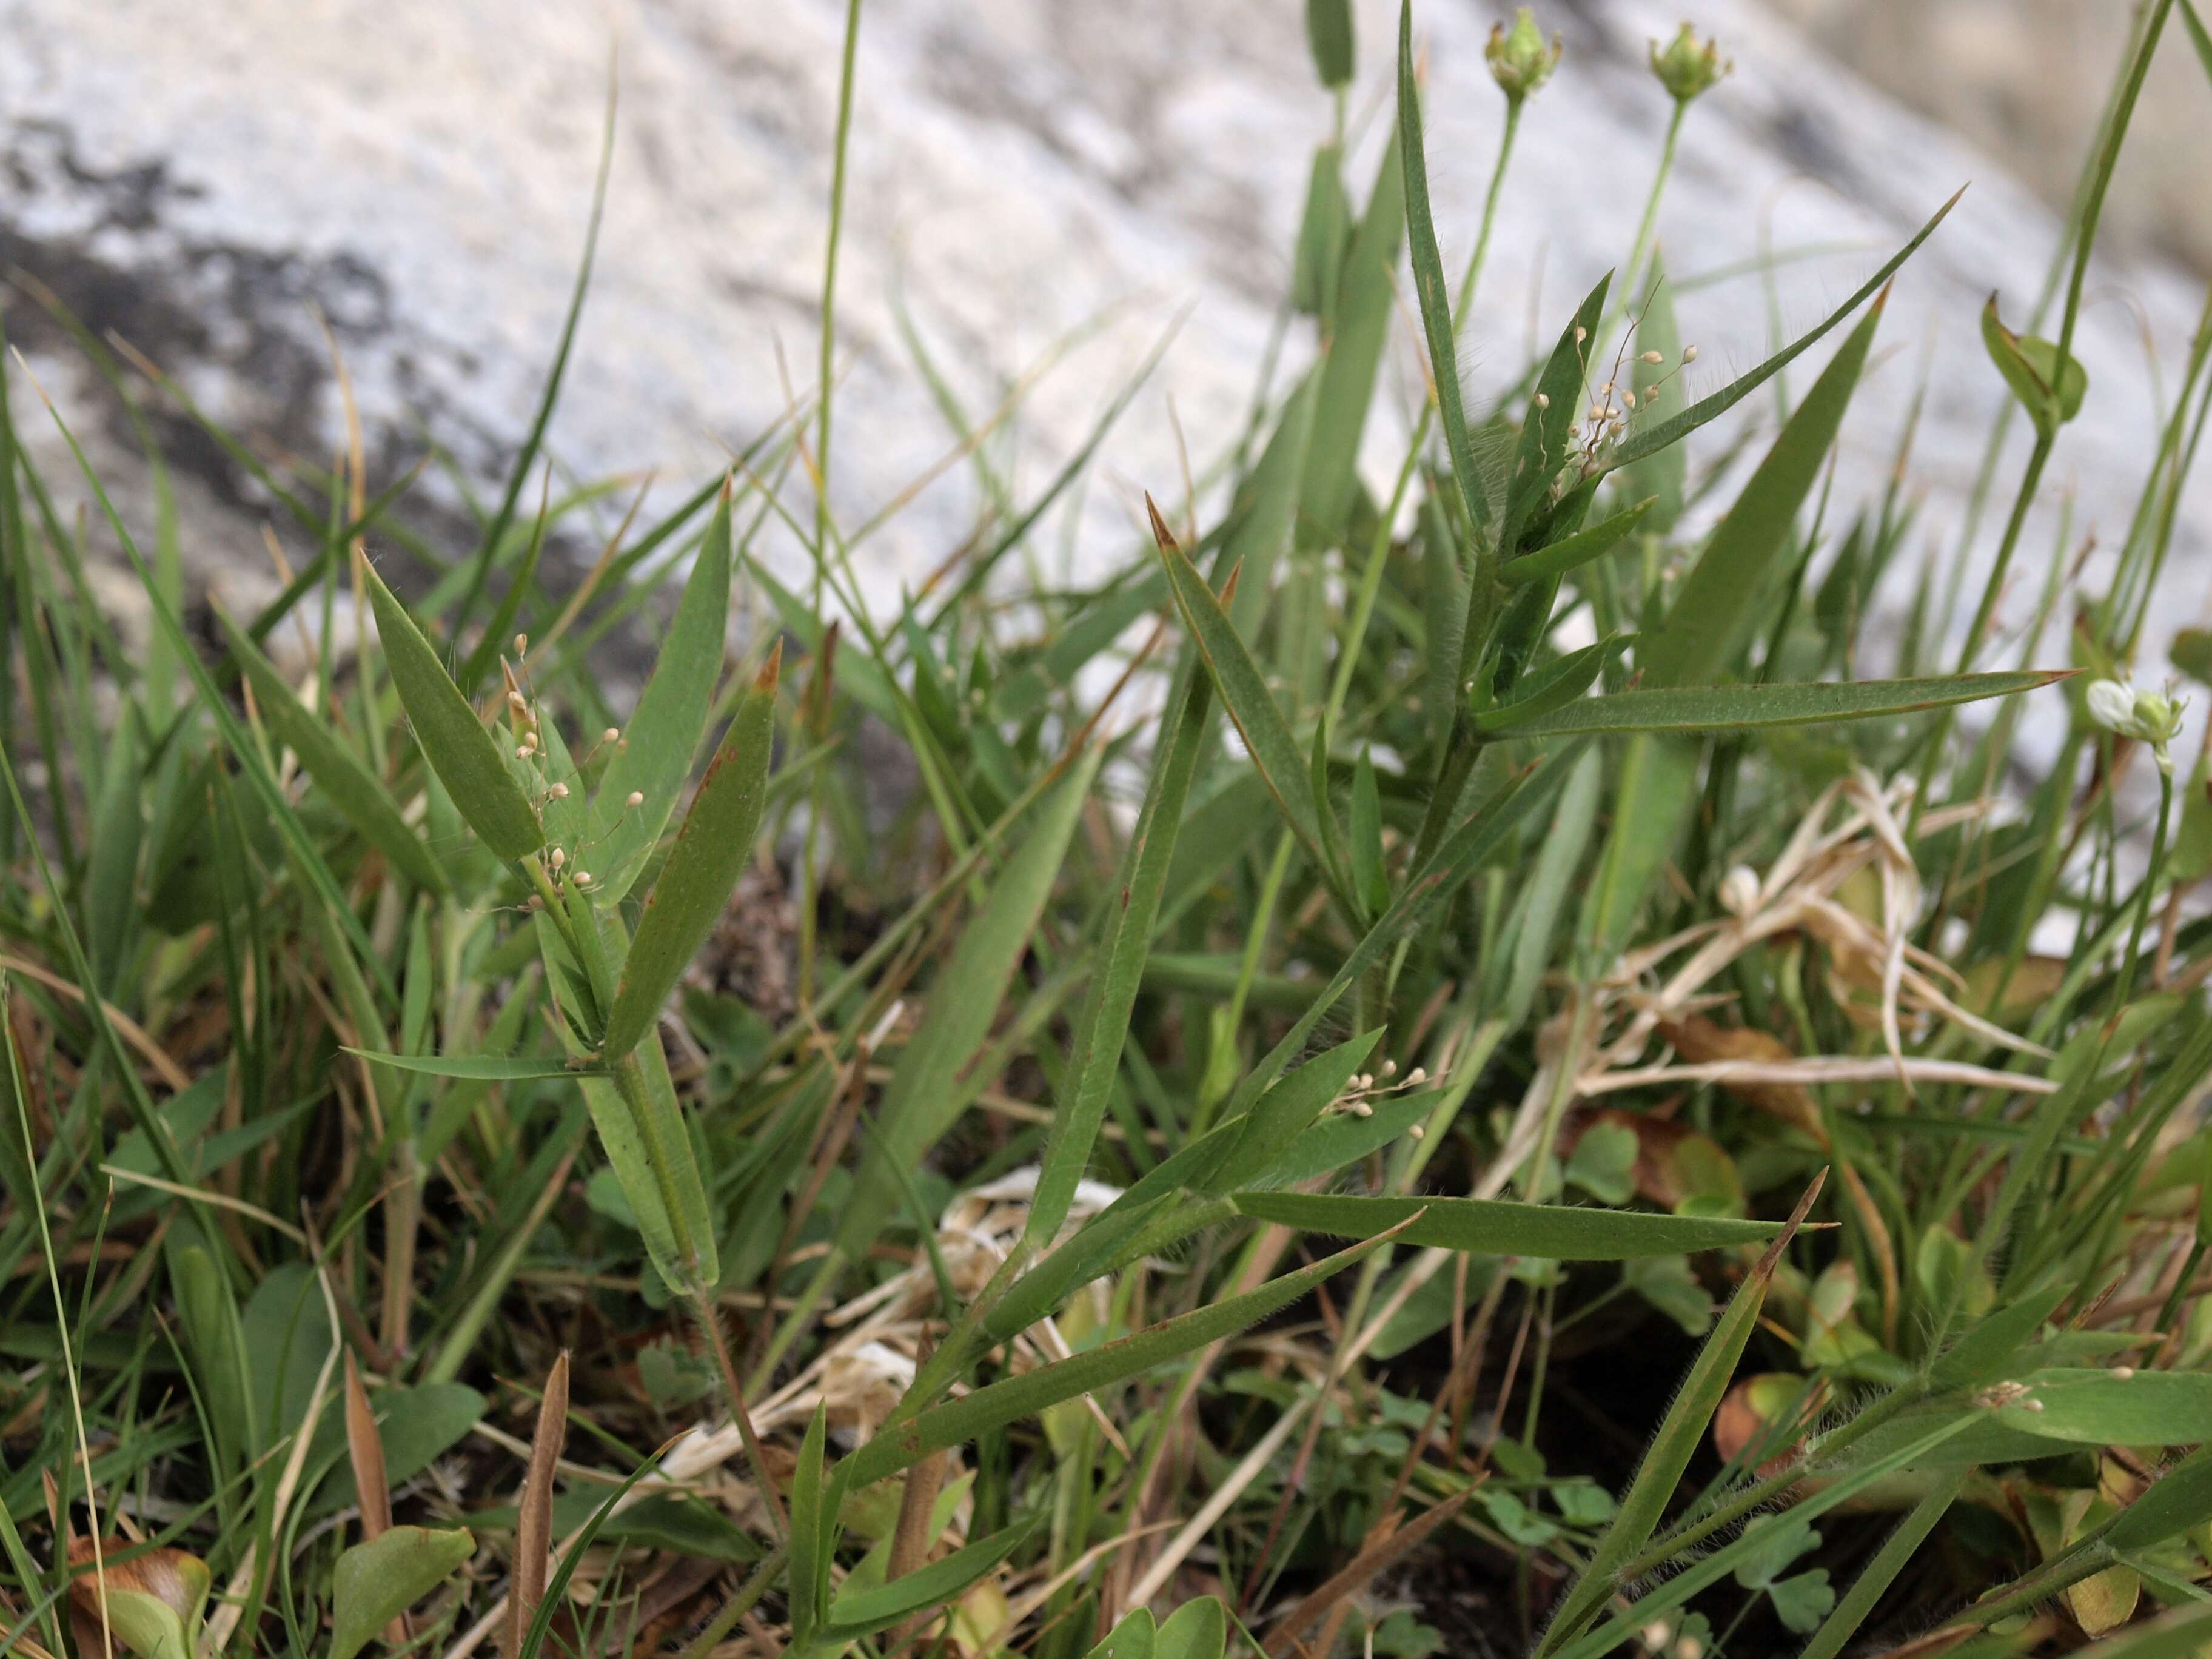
[1028,594,1215,1247]
[328,1527,475,1659]
[601,643,781,1062]
[1152,500,1345,908]
[1504,275,1612,550]
[1640,296,1886,690]
[218,611,449,893]
[361,558,545,861]
[1605,191,1962,475]
[821,1518,1036,1641]
[1475,638,1621,732]
[1232,1191,1786,1258]
[1397,0,1489,540]
[343,1050,605,1082]
[592,480,737,899]
[1503,498,1657,588]
[1534,1173,1826,1657]
[1501,671,2065,739]
[842,1221,1410,1490]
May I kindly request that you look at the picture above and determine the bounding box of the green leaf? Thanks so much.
[1502,498,1657,588]
[1205,1030,1384,1193]
[1606,192,1961,475]
[1982,293,2087,441]
[1305,0,1354,86]
[1156,1597,1228,1659]
[1475,638,1621,732]
[590,479,737,900]
[1153,507,1341,907]
[328,1527,474,1659]
[601,643,781,1062]
[844,1224,1408,1491]
[341,1049,603,1081]
[1503,671,2065,739]
[1085,1609,1156,1659]
[67,1555,209,1659]
[1397,0,1489,540]
[822,1519,1034,1639]
[1505,276,1614,550]
[1640,297,1886,690]
[1298,134,1406,549]
[1534,1180,1823,1657]
[789,1403,833,1640]
[1231,1192,1785,1258]
[1029,638,1212,1247]
[361,559,545,860]
[841,747,1102,1264]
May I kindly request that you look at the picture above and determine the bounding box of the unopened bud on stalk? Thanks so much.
[2086,677,2186,772]
[1650,23,1731,105]
[1486,7,1561,106]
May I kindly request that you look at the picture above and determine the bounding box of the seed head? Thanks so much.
[514,632,529,657]
[603,727,622,744]
[1650,24,1731,105]
[572,871,593,888]
[625,790,645,809]
[1486,7,1562,106]
[1641,350,1665,364]
[548,782,569,799]
[1682,344,1699,363]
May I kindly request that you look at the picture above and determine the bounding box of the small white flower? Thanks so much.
[2085,678,2136,732]
[2086,677,2187,772]
[1718,865,1761,918]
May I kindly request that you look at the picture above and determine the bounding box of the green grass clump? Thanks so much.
[8,1,2212,1656]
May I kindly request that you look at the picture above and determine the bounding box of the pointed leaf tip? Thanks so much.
[1145,493,1179,553]
[1755,1167,1827,1281]
[755,636,784,693]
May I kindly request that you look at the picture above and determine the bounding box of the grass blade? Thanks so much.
[1232,1192,1788,1257]
[1502,670,2065,738]
[1535,1171,1825,1656]
[843,1219,1413,1490]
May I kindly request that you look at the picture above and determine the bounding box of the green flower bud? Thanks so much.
[2087,677,2187,771]
[1487,8,1561,106]
[1649,23,1731,106]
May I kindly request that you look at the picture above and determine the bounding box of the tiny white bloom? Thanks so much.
[2085,678,2136,734]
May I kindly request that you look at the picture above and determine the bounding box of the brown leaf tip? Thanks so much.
[754,636,785,693]
[1144,492,1181,555]
[1754,1165,1828,1281]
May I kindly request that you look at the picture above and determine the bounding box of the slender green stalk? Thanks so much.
[799,0,867,1007]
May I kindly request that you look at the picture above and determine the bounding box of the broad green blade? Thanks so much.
[361,558,546,861]
[1232,1191,1785,1258]
[601,644,781,1062]
[592,481,737,900]
[328,1527,474,1659]
[1640,297,1886,691]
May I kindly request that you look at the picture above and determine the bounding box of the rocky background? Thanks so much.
[0,0,2204,714]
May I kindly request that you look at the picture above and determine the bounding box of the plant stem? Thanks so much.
[799,0,866,1008]
[694,1282,791,1543]
[1618,101,1685,322]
